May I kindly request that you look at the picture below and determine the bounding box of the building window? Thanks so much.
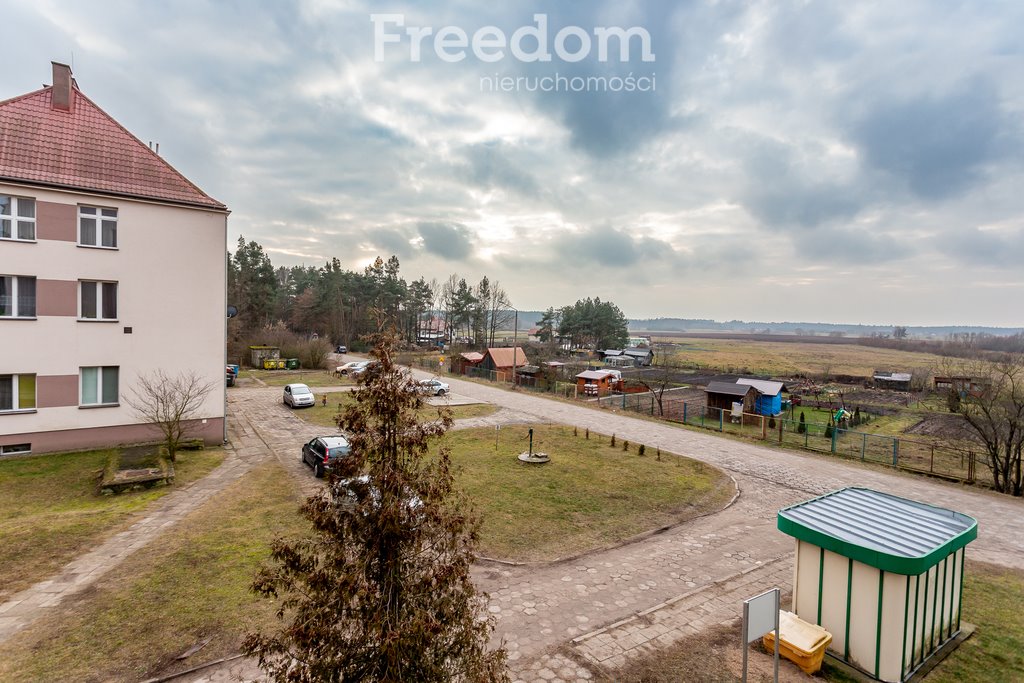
[0,374,36,412]
[79,206,117,248]
[0,443,32,456]
[0,196,36,241]
[80,366,119,406]
[0,275,36,318]
[80,281,118,320]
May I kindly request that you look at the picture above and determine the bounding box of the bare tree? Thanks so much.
[941,355,1024,495]
[636,346,682,416]
[125,370,218,462]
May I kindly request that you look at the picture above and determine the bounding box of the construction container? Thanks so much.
[763,610,832,674]
[285,358,300,370]
[777,487,977,682]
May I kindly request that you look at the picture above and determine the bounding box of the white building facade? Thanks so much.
[0,63,228,455]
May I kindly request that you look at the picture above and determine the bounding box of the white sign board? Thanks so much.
[744,589,778,642]
[741,587,779,683]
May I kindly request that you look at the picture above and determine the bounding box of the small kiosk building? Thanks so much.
[777,487,977,682]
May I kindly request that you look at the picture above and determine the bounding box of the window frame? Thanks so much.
[0,275,37,319]
[78,205,118,249]
[0,443,32,456]
[0,373,37,413]
[79,365,120,408]
[78,280,119,322]
[0,195,37,242]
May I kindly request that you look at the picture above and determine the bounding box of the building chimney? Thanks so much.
[51,62,73,112]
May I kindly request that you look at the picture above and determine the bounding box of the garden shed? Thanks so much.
[874,371,912,392]
[575,370,617,396]
[777,487,977,682]
[736,378,786,416]
[704,381,755,414]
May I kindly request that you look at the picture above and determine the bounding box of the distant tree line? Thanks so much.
[227,237,516,351]
[228,237,633,356]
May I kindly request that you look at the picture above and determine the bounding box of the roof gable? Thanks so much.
[705,381,754,397]
[736,378,785,396]
[0,82,225,209]
[485,347,529,368]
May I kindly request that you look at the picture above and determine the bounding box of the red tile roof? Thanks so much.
[0,84,225,209]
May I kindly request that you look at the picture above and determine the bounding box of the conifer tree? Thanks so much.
[244,325,508,682]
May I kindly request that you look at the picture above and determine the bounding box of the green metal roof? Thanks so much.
[777,487,977,575]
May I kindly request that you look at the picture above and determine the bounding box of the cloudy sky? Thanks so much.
[3,1,1023,326]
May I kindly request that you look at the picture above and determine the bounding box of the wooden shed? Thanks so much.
[575,370,616,396]
[704,381,755,414]
[453,351,484,375]
[481,347,530,382]
[777,488,977,682]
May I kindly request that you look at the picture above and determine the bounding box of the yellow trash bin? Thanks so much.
[763,610,832,675]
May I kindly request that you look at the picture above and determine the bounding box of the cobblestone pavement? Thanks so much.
[13,371,1020,683]
[179,377,1023,683]
[0,411,273,646]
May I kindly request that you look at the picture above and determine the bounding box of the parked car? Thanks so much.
[226,365,237,387]
[301,435,352,478]
[350,361,381,379]
[335,361,363,376]
[335,344,348,354]
[415,379,449,396]
[283,383,315,408]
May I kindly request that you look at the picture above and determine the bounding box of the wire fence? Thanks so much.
[599,393,981,485]
[411,357,983,486]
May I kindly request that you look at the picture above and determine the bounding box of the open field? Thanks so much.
[446,425,736,562]
[0,460,307,683]
[0,448,224,603]
[293,391,499,428]
[656,338,949,378]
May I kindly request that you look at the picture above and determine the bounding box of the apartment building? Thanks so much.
[0,62,228,455]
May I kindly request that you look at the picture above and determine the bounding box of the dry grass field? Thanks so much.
[655,337,949,378]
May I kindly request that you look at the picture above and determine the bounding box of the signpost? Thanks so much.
[741,587,779,683]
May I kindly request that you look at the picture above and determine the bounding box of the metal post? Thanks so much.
[512,310,517,387]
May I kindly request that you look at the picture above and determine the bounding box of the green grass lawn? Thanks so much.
[245,368,350,387]
[924,561,1024,683]
[447,425,736,562]
[294,391,499,428]
[0,447,223,603]
[0,460,307,683]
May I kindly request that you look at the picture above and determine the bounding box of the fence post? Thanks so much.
[683,402,687,424]
[622,392,626,409]
[778,418,783,444]
[761,415,767,439]
[892,439,898,467]
[862,433,866,461]
[830,426,837,453]
[719,409,723,432]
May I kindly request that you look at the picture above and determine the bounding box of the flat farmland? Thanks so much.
[654,337,948,377]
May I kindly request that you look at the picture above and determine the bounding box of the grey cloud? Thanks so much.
[554,225,676,268]
[417,222,475,260]
[850,79,1008,200]
[457,143,540,196]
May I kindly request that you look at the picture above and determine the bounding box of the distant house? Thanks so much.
[735,378,787,416]
[604,354,634,368]
[874,371,912,392]
[934,376,986,397]
[481,347,530,382]
[704,381,756,415]
[623,347,654,366]
[526,327,542,342]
